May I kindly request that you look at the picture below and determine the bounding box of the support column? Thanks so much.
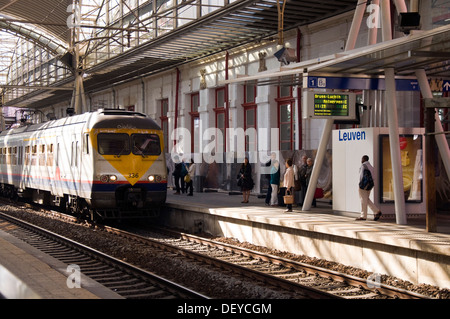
[381,0,392,42]
[368,0,380,45]
[302,118,333,211]
[415,69,450,179]
[385,68,407,224]
[345,0,367,51]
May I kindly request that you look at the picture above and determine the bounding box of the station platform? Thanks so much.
[0,228,123,299]
[161,190,450,289]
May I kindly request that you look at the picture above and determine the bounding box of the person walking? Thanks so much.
[305,158,316,207]
[186,159,196,196]
[283,158,295,212]
[356,155,382,221]
[270,160,280,206]
[238,157,254,203]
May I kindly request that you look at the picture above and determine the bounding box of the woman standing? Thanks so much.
[283,159,295,212]
[237,157,254,203]
[270,160,280,206]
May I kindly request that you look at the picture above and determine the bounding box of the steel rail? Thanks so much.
[173,230,433,300]
[0,212,209,300]
[99,225,342,299]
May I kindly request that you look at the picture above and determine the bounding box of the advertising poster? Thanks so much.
[380,135,423,203]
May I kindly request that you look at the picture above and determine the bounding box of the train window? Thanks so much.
[13,147,17,166]
[84,134,89,154]
[25,146,30,165]
[39,145,46,166]
[18,147,23,166]
[131,134,161,156]
[97,133,130,156]
[71,141,79,167]
[47,144,53,166]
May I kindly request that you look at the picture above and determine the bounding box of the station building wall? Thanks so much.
[44,9,434,194]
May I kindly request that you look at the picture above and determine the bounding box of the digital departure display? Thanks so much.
[313,94,349,117]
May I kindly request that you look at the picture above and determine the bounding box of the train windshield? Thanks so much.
[97,133,131,156]
[131,134,161,156]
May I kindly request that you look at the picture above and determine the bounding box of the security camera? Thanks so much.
[274,47,297,65]
[398,12,421,34]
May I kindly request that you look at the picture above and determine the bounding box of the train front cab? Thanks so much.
[89,127,167,219]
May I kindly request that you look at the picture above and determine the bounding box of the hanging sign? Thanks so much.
[303,90,356,120]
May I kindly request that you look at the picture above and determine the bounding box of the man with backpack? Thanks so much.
[356,155,382,221]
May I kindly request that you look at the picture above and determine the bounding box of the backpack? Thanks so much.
[359,165,374,190]
[181,163,188,176]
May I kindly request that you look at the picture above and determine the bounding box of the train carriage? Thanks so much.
[0,109,167,220]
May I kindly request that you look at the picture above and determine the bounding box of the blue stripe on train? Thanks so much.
[0,173,167,193]
[91,182,167,192]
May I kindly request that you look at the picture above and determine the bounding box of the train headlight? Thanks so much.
[148,175,162,182]
[100,174,117,183]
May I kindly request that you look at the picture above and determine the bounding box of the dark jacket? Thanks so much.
[237,163,254,191]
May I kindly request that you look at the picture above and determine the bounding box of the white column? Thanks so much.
[385,68,407,224]
[416,69,450,179]
[302,118,333,211]
[345,0,367,51]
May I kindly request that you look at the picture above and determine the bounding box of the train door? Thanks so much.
[71,134,81,196]
[54,137,64,197]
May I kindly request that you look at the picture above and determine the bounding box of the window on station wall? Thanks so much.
[160,98,169,153]
[190,92,200,154]
[277,86,294,151]
[243,83,257,152]
[215,87,226,154]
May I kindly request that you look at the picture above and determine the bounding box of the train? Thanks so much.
[0,109,167,220]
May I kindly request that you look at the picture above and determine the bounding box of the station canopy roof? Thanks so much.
[0,0,358,108]
[222,25,450,88]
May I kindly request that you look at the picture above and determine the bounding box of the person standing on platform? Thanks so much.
[186,159,196,196]
[270,160,280,206]
[356,155,382,221]
[180,159,188,193]
[265,152,277,206]
[305,158,316,207]
[172,156,182,195]
[283,159,295,212]
[298,155,308,205]
[238,157,254,203]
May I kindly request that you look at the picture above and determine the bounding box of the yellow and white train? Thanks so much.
[0,109,167,220]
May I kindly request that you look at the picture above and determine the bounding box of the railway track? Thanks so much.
[0,212,208,300]
[111,226,433,300]
[0,200,437,299]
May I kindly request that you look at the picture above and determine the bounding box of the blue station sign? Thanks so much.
[307,76,420,91]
